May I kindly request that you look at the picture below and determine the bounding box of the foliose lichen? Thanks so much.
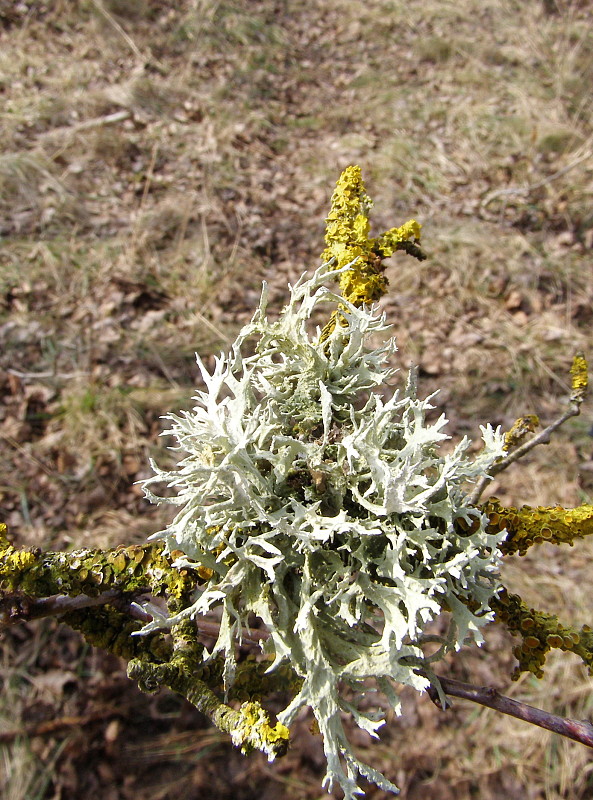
[142,258,507,798]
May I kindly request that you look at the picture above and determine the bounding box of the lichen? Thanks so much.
[10,167,591,798]
[231,702,290,760]
[0,534,198,604]
[142,172,507,797]
[492,589,593,679]
[570,352,588,402]
[0,523,38,587]
[128,619,290,760]
[485,498,593,556]
[503,414,539,451]
[319,165,426,340]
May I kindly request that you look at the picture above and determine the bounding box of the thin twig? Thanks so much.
[0,708,122,744]
[481,149,593,211]
[37,110,132,143]
[89,0,145,62]
[0,589,150,626]
[7,367,91,380]
[467,401,581,505]
[428,675,593,749]
[0,586,269,646]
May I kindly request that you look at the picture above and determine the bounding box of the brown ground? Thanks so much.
[1,1,593,798]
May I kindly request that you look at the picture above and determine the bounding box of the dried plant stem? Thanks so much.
[481,149,593,212]
[88,0,167,73]
[429,676,593,749]
[38,110,132,144]
[89,0,145,62]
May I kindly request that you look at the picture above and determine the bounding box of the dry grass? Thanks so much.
[1,0,592,797]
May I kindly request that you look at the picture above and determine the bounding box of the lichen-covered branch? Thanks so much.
[127,619,289,761]
[320,164,426,340]
[0,522,196,604]
[492,589,593,679]
[0,521,295,759]
[503,414,540,451]
[484,498,593,556]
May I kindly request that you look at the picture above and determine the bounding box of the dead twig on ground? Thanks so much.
[480,149,593,216]
[0,708,123,744]
[36,110,132,144]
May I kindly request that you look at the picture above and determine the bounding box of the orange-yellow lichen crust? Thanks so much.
[0,533,198,605]
[484,498,593,556]
[320,165,426,338]
[570,351,588,403]
[0,523,38,585]
[231,701,290,759]
[492,589,593,679]
[503,414,539,451]
[128,619,290,761]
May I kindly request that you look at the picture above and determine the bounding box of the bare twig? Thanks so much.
[480,149,593,213]
[0,708,122,744]
[37,110,132,144]
[428,675,593,749]
[467,400,581,505]
[0,585,270,647]
[0,589,151,626]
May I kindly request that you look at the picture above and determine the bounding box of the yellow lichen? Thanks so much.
[374,219,423,257]
[492,589,593,679]
[485,498,593,556]
[319,166,426,339]
[503,414,539,451]
[232,701,290,761]
[570,352,588,402]
[0,525,38,587]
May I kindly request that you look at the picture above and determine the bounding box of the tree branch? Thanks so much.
[468,400,582,505]
[428,676,593,748]
[0,589,152,625]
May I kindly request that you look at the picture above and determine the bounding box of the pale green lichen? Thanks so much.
[143,259,507,799]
